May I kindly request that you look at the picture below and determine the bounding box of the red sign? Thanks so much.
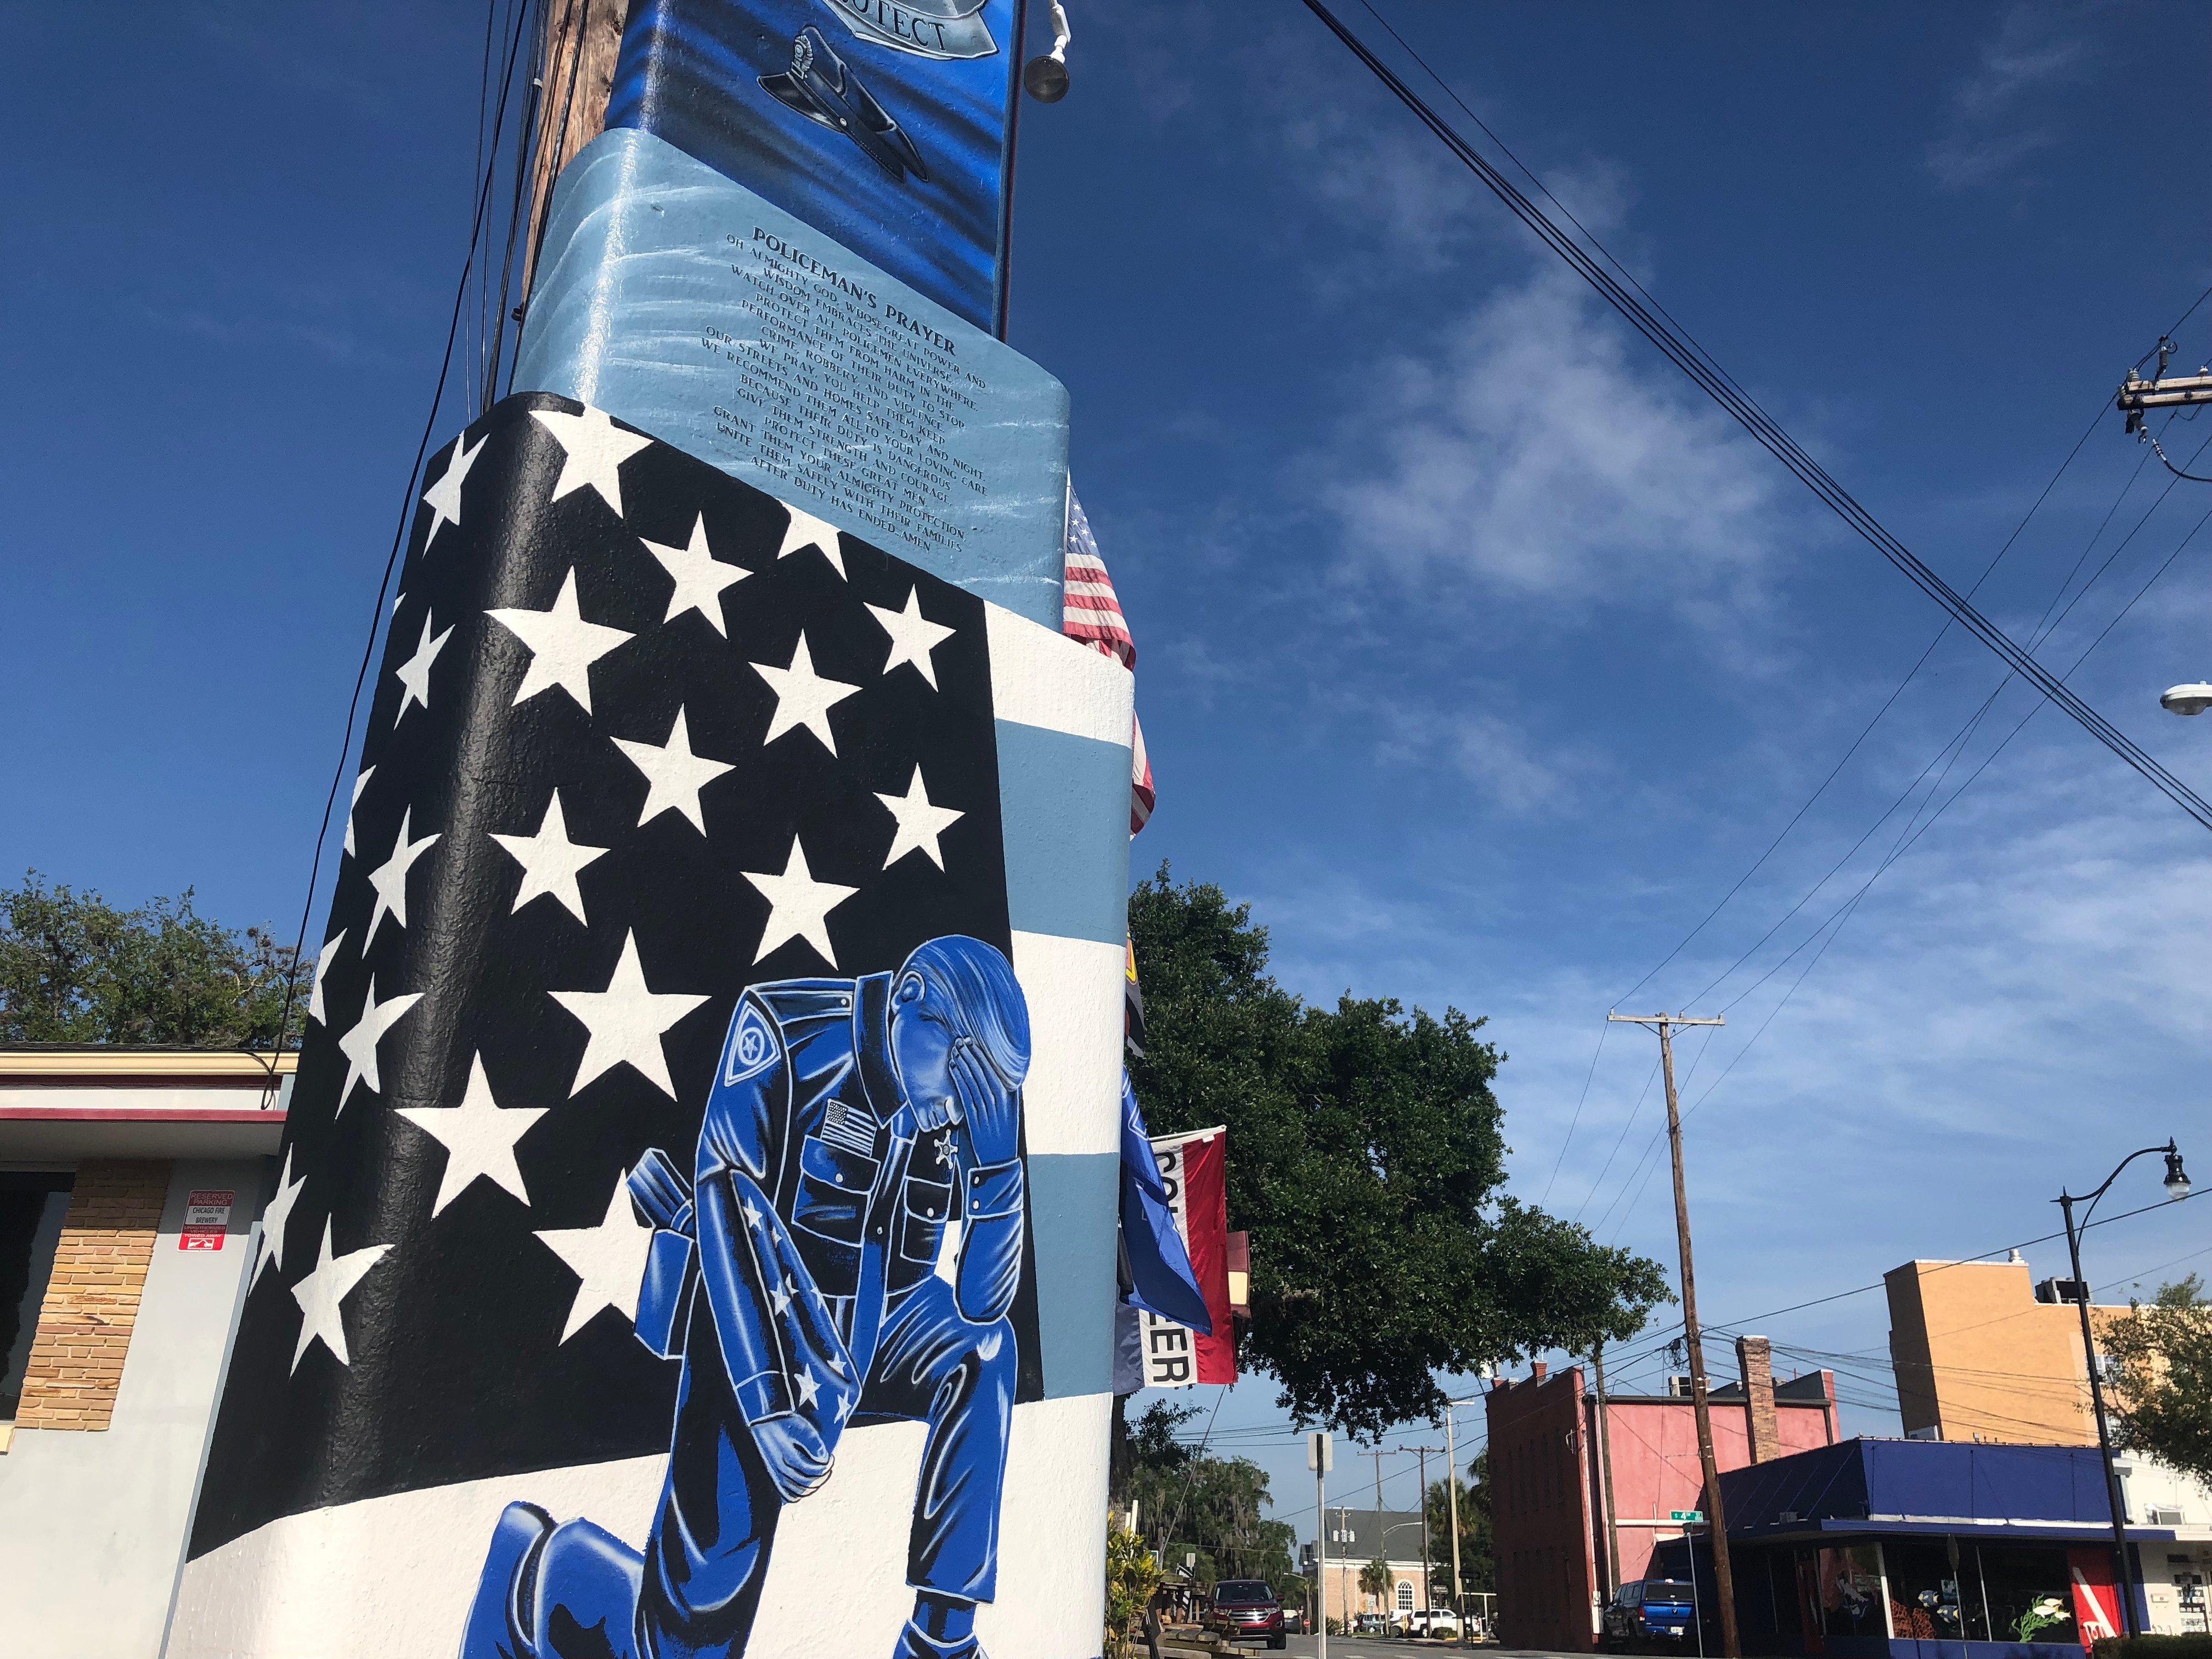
[180,1189,235,1251]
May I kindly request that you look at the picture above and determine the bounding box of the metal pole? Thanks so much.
[2063,1192,2140,1638]
[1446,1401,1466,1647]
[1316,1459,1328,1659]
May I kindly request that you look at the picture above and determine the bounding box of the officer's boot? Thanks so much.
[891,1592,989,1659]
[462,1502,554,1659]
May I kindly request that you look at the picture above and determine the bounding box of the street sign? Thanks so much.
[1307,1431,1333,1473]
[1671,1509,1704,1523]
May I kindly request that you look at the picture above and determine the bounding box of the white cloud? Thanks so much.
[1926,4,2094,190]
[1318,261,1790,628]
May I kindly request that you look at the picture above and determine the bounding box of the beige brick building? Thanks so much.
[0,1049,289,1654]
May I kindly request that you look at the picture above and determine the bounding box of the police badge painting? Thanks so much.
[165,393,1132,1658]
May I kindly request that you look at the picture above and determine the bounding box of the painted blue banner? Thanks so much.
[516,128,1068,629]
[608,0,1024,335]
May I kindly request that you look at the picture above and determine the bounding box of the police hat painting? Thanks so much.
[605,0,1024,332]
[463,935,1032,1659]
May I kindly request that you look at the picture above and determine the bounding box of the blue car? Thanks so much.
[1603,1579,1701,1651]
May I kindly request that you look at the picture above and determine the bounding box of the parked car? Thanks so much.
[1204,1579,1287,1650]
[1602,1579,1700,1650]
[1412,1607,1463,1637]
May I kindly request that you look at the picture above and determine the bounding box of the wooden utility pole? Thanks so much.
[1609,1011,1737,1658]
[1592,1340,1622,1596]
[1412,1443,1447,1620]
[519,0,631,304]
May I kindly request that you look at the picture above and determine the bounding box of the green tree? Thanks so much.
[1127,866,1669,1437]
[1120,1402,1298,1589]
[1359,1556,1392,1615]
[1426,1448,1494,1601]
[0,873,311,1049]
[2106,1275,2212,1483]
[1103,1522,1163,1659]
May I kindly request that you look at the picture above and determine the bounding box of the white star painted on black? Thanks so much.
[290,1220,390,1372]
[875,766,964,870]
[549,930,709,1099]
[643,512,748,636]
[530,405,653,518]
[742,1197,763,1228]
[307,928,345,1026]
[865,589,957,689]
[743,838,857,968]
[486,568,633,715]
[776,500,845,578]
[535,1171,654,1341]
[364,807,440,951]
[489,789,607,924]
[752,634,860,755]
[345,767,374,857]
[794,1368,821,1409]
[392,611,455,727]
[397,1052,548,1216]
[771,1283,793,1317]
[613,707,734,833]
[251,1146,305,1291]
[421,431,487,549]
[337,976,424,1116]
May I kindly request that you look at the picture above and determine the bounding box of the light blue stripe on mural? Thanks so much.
[1026,1152,1118,1398]
[513,128,1069,628]
[994,720,1132,947]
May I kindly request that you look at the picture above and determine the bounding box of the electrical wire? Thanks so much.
[1302,0,2212,834]
[2147,431,2212,484]
[267,0,538,1064]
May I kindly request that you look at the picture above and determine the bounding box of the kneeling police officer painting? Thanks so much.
[464,934,1031,1659]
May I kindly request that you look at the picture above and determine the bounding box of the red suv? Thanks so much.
[1205,1580,1286,1649]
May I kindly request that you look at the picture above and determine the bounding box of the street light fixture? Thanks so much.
[2053,1138,2191,1639]
[2160,683,2212,716]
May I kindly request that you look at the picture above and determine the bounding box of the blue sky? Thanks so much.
[3,2,2210,1544]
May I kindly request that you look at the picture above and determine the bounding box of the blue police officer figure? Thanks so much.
[462,935,1030,1659]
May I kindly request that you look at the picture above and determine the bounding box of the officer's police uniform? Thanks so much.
[463,970,1025,1659]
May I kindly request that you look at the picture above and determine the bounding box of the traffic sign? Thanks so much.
[1671,1509,1704,1523]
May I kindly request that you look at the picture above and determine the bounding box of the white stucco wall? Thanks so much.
[0,1156,266,1659]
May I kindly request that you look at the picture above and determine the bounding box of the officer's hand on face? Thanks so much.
[950,1040,1020,1166]
[753,1411,833,1503]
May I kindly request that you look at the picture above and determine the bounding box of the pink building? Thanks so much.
[1487,1338,1838,1651]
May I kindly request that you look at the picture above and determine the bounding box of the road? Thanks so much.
[1273,1643,1567,1659]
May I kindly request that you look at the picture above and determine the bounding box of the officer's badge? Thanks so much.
[724,1001,780,1084]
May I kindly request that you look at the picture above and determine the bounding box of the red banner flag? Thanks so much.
[1142,1126,1235,1387]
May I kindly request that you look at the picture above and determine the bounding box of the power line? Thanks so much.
[270,0,538,1062]
[1302,0,2212,833]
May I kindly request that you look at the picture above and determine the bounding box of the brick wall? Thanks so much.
[15,1160,170,1431]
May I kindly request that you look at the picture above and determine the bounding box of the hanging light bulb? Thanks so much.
[1023,0,1071,102]
[2164,1146,2191,1200]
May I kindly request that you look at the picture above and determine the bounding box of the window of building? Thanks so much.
[0,1171,75,1420]
[1397,1582,1414,1610]
[1886,1537,1986,1641]
[1977,1545,2075,1644]
[1804,1543,1888,1638]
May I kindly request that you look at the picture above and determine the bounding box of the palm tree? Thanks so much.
[1360,1557,1393,1619]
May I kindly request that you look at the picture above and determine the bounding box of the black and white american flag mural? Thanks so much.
[170,394,1133,1659]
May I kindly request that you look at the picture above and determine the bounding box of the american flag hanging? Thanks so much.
[1063,490,1155,833]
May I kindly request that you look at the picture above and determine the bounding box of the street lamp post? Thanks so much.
[2055,1138,2191,1640]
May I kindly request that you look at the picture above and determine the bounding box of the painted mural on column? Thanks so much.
[165,396,1132,1658]
[604,0,1026,334]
